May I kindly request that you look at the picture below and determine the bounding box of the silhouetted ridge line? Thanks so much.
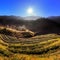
[0,16,60,35]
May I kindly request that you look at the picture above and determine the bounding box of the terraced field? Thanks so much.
[0,34,60,60]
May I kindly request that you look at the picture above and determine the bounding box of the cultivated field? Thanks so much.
[0,32,60,60]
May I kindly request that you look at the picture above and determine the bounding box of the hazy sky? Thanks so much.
[0,0,60,17]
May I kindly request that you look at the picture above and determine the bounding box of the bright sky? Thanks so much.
[0,0,60,17]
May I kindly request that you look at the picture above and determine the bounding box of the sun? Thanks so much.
[27,8,33,15]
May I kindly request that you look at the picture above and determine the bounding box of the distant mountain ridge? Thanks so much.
[0,16,60,35]
[48,16,60,24]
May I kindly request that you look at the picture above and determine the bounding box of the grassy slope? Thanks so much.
[0,34,60,60]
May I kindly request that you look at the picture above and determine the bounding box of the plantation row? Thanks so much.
[0,34,60,55]
[0,34,60,44]
[0,34,60,60]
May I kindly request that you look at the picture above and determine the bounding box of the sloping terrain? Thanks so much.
[0,27,35,38]
[0,16,60,35]
[0,33,60,60]
[0,16,60,60]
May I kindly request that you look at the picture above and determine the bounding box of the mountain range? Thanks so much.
[0,16,60,35]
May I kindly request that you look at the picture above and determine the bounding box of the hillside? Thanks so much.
[0,16,60,60]
[0,33,60,60]
[0,27,35,38]
[28,18,60,35]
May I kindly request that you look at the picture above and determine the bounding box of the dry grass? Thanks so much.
[0,27,60,60]
[0,27,35,38]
